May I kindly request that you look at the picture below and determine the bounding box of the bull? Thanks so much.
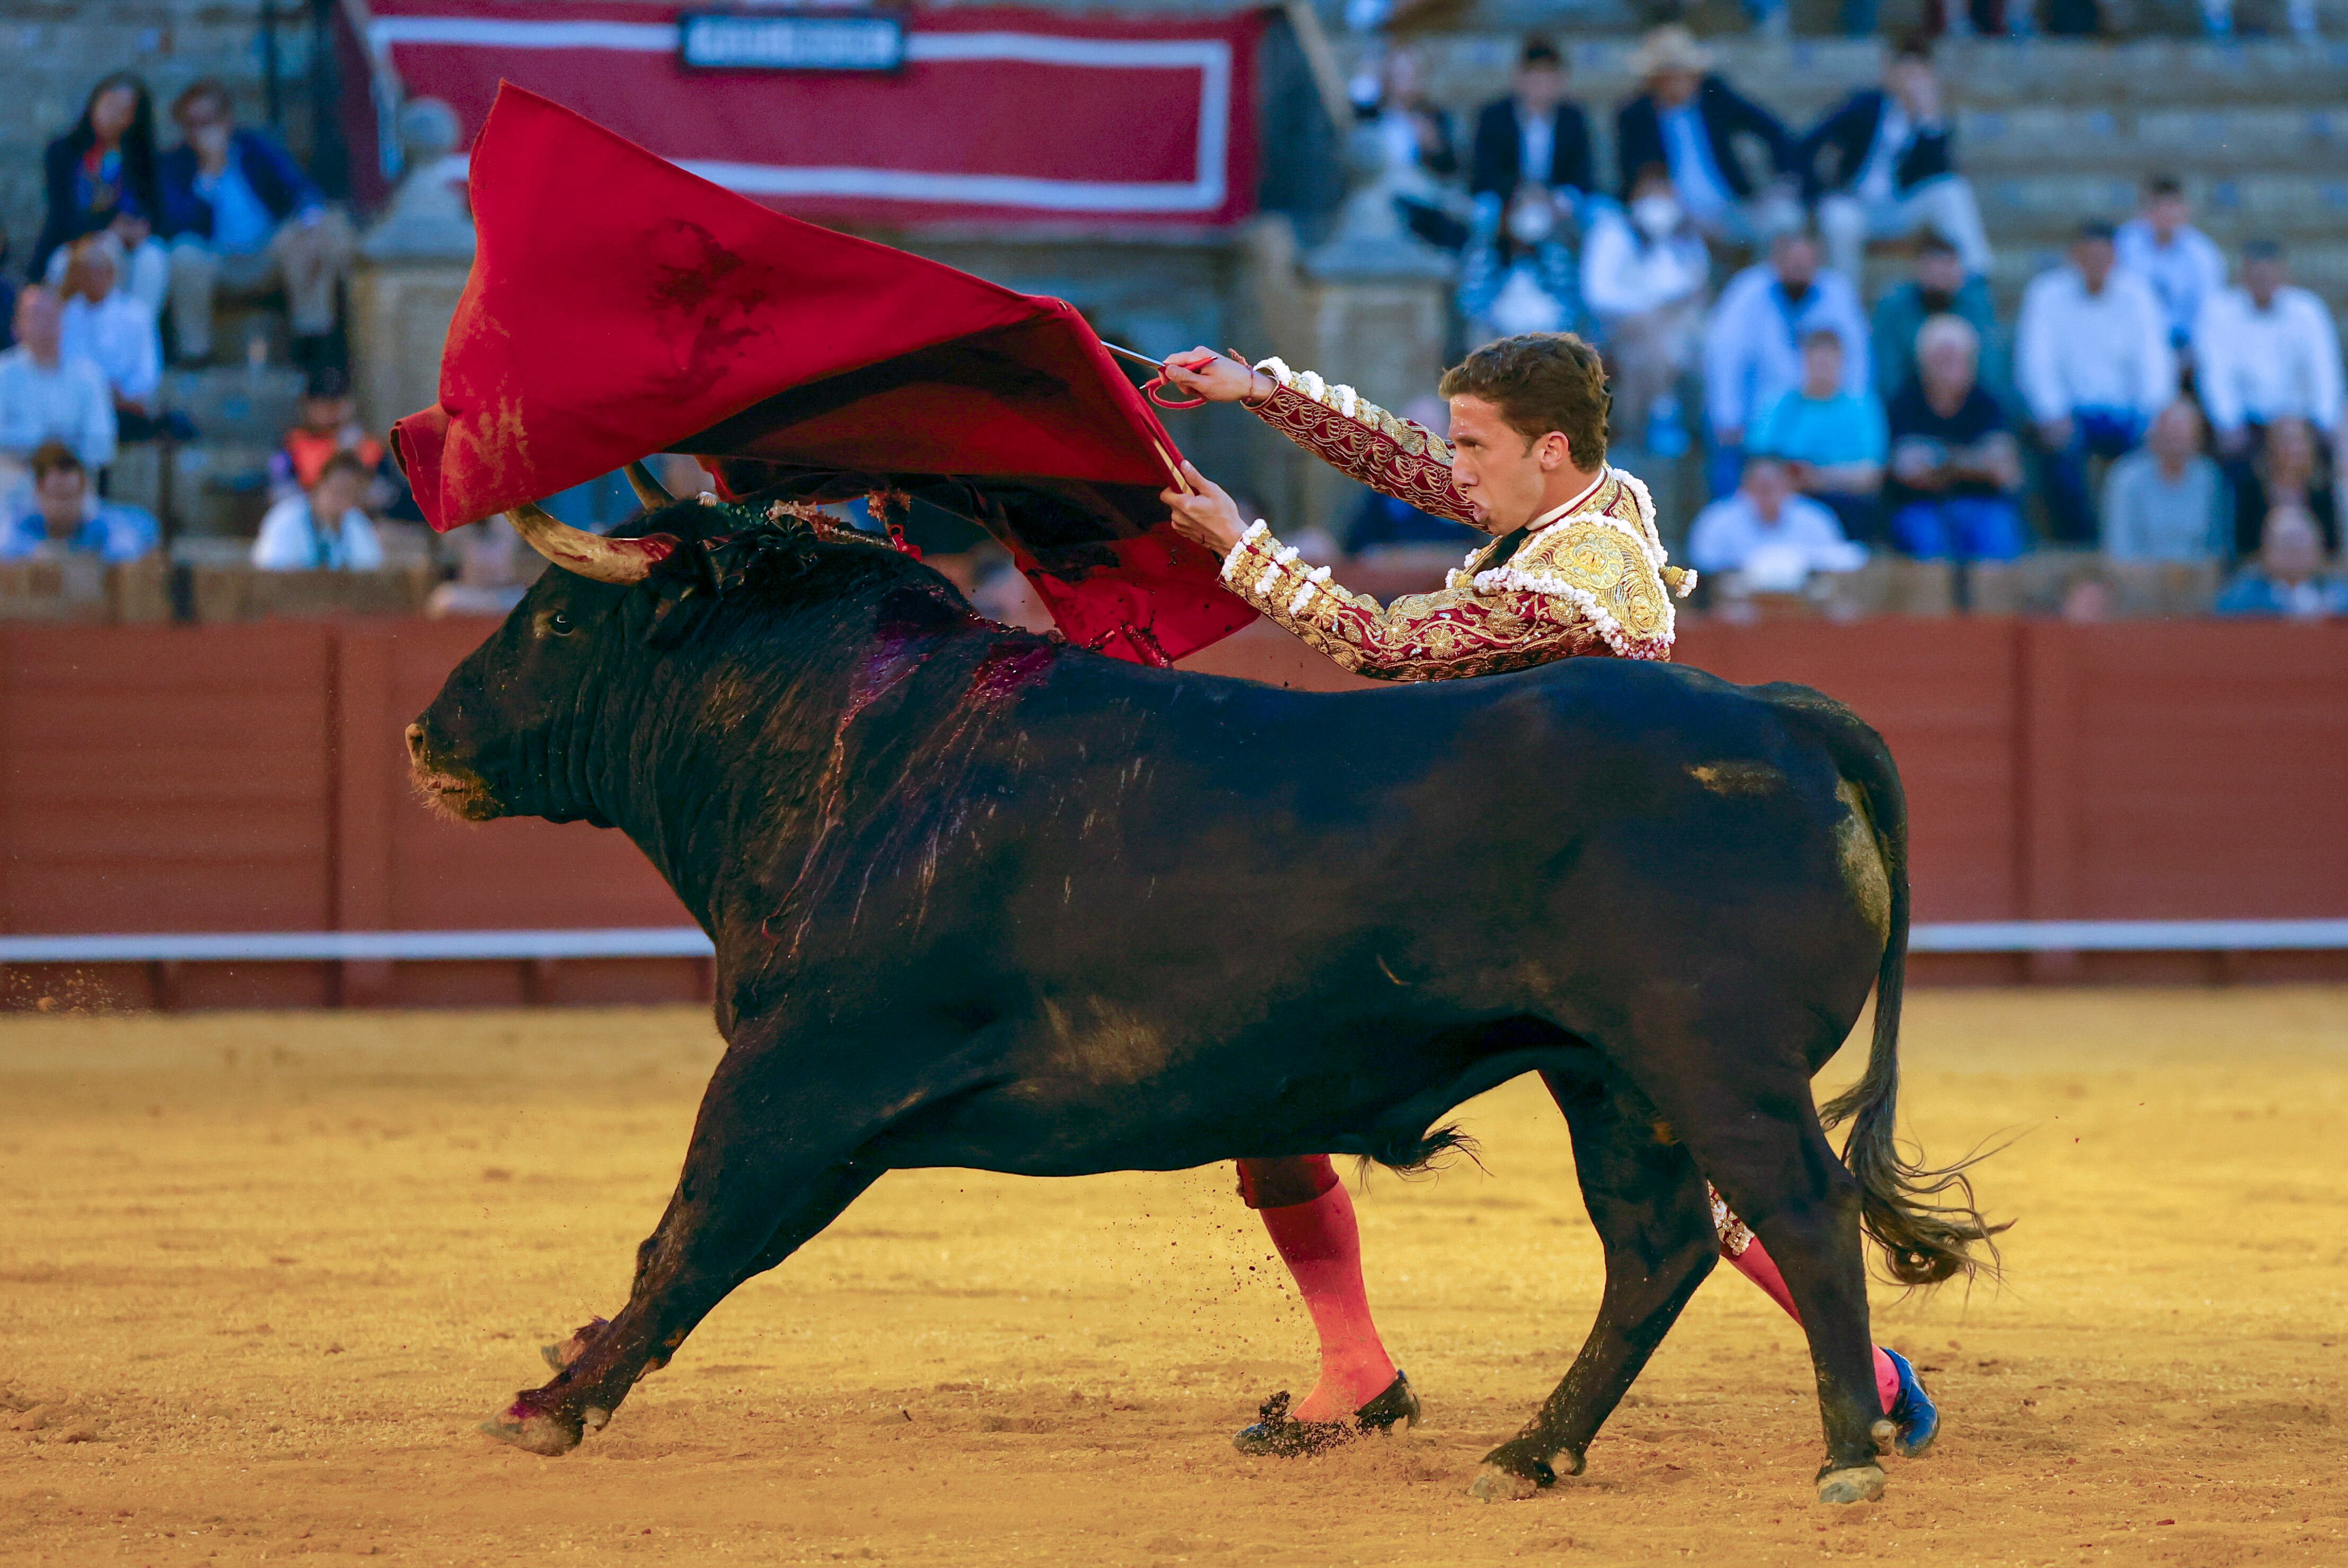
[406,488,1995,1505]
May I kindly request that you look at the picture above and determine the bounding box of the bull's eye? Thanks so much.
[541,609,575,638]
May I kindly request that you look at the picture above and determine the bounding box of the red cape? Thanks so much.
[392,84,1253,665]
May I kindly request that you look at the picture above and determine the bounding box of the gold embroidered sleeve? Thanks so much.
[1219,522,1612,682]
[1247,358,1478,527]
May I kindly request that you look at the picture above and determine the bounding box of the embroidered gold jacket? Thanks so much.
[1220,357,1693,682]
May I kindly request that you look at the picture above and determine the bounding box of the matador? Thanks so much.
[1153,333,1939,1460]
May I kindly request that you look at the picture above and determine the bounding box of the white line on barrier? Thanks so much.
[1,921,2346,964]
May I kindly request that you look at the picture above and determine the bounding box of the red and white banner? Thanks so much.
[365,1,1262,227]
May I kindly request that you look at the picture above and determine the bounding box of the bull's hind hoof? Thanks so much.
[479,1400,583,1456]
[1471,1465,1544,1502]
[1816,1464,1887,1504]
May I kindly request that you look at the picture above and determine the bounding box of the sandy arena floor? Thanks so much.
[1,988,2342,1567]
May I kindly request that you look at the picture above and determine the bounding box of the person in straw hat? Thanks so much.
[1614,25,1801,249]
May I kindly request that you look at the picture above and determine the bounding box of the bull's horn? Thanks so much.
[508,501,678,585]
[625,460,673,509]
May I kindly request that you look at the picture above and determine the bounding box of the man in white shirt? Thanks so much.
[56,238,183,443]
[2115,176,2227,359]
[1687,452,1867,589]
[2192,241,2343,458]
[251,449,385,571]
[2015,221,2177,542]
[0,287,118,483]
[1702,229,1871,497]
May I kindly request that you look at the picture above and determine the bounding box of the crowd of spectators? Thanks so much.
[0,69,422,595]
[1354,26,2346,619]
[3,40,2342,626]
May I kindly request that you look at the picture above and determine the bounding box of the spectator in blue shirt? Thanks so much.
[1702,228,1871,497]
[1,440,158,562]
[33,74,169,317]
[1748,329,1888,544]
[2214,505,2348,618]
[159,79,354,367]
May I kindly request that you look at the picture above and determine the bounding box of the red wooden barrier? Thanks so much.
[3,615,2343,1007]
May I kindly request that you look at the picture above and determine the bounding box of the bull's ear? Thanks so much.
[629,548,720,648]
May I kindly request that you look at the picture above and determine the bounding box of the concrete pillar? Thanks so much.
[350,99,477,436]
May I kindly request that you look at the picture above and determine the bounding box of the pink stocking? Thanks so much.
[1255,1178,1398,1421]
[1726,1234,1900,1414]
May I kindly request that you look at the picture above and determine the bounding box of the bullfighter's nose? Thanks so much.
[404,723,426,763]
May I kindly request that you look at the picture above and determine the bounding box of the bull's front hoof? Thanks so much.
[1816,1464,1887,1504]
[479,1399,584,1457]
[1471,1440,1571,1502]
[1471,1465,1544,1503]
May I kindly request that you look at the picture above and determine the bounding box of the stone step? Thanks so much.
[1392,35,2348,117]
[1958,105,2346,172]
[166,443,279,539]
[159,366,306,448]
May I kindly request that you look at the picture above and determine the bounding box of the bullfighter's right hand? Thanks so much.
[1162,348,1274,407]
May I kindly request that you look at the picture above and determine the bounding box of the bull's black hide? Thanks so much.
[410,503,1994,1503]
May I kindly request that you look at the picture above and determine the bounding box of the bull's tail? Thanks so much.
[1771,688,2006,1288]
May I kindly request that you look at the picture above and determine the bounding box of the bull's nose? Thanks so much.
[404,722,426,762]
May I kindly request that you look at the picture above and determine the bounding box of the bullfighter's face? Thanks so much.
[1444,394,1578,533]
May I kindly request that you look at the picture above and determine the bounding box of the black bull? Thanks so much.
[407,506,1994,1504]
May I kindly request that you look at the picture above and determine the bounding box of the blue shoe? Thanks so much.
[1883,1348,1940,1458]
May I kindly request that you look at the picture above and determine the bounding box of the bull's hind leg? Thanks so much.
[483,1046,886,1456]
[1616,1037,1890,1503]
[1473,1073,1717,1501]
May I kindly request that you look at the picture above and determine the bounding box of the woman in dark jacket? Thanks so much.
[34,74,167,312]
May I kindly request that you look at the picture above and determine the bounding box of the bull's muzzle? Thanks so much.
[405,721,503,822]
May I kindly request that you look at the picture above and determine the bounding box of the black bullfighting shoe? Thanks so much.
[1231,1370,1421,1457]
[1883,1348,1941,1458]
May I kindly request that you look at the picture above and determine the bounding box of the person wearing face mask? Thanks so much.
[158,79,355,368]
[1580,165,1711,451]
[1869,234,2006,406]
[1702,229,1871,500]
[1458,184,1586,348]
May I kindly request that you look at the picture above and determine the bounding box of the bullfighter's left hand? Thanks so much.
[1162,461,1247,557]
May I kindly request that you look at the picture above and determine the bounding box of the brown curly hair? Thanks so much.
[1437,332,1611,467]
